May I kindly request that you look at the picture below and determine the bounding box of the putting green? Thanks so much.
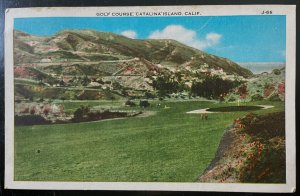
[207,105,264,112]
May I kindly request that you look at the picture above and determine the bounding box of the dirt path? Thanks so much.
[136,111,157,118]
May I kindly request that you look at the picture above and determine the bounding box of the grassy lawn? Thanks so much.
[14,100,284,182]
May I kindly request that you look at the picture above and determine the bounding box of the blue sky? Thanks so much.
[14,16,286,63]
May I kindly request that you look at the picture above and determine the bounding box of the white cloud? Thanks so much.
[149,25,196,44]
[205,33,222,46]
[148,25,222,50]
[121,30,137,39]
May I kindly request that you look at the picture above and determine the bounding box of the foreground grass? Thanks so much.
[14,100,284,182]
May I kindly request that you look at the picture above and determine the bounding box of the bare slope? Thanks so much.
[14,29,252,77]
[14,30,253,100]
[198,112,285,183]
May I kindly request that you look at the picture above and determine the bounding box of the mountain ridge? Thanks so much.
[14,29,256,100]
[14,29,252,77]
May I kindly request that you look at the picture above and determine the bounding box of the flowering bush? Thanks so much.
[263,84,275,97]
[14,67,30,78]
[199,112,285,183]
[278,83,285,96]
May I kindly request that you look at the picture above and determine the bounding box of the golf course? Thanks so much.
[14,99,284,182]
[12,25,287,183]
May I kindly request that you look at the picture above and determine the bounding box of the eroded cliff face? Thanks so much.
[198,112,285,183]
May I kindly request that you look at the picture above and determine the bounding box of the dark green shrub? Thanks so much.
[73,106,90,120]
[125,100,136,107]
[139,100,150,108]
[268,94,281,101]
[272,69,281,75]
[251,94,264,101]
[15,115,50,126]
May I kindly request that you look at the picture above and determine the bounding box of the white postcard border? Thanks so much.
[4,5,296,192]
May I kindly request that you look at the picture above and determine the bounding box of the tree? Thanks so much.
[139,100,150,108]
[60,96,66,102]
[125,100,136,107]
[191,76,241,100]
[152,75,181,97]
[59,80,65,86]
[273,69,281,75]
[144,91,155,99]
[73,106,90,120]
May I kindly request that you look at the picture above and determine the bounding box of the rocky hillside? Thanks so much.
[14,29,253,100]
[14,30,252,76]
[198,112,285,183]
[224,67,285,102]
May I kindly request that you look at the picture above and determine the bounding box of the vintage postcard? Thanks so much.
[4,5,296,192]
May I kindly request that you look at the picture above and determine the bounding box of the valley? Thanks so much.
[13,29,286,183]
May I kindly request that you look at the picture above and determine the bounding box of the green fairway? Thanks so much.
[14,100,284,182]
